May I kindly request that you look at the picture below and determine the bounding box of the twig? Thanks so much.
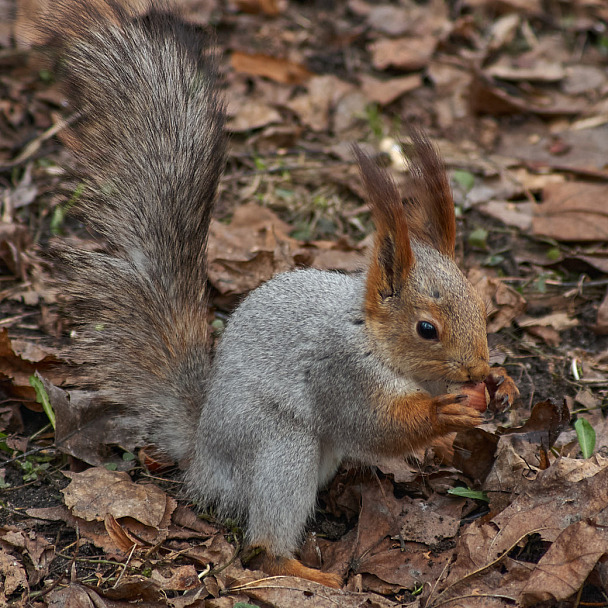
[0,113,78,168]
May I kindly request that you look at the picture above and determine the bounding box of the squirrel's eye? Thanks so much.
[417,321,438,341]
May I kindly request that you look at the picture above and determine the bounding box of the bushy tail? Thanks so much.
[50,1,226,461]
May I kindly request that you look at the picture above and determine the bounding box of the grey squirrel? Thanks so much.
[48,0,519,588]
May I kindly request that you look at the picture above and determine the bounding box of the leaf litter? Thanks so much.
[1,0,608,606]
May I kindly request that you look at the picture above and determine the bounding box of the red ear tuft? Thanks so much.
[402,128,456,258]
[353,146,414,314]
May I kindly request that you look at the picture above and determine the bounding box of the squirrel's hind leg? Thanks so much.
[245,433,341,587]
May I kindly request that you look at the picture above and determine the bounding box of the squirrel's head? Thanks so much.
[355,131,490,384]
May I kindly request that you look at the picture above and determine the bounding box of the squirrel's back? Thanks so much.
[51,1,226,461]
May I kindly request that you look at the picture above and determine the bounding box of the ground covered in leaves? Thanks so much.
[1,0,608,606]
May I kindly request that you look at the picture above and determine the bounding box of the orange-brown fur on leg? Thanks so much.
[258,554,342,588]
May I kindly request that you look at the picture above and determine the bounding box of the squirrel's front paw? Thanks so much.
[431,393,483,435]
[485,367,519,412]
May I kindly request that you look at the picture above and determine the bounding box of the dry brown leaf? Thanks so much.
[365,4,411,36]
[230,51,313,84]
[563,65,607,95]
[62,467,174,529]
[43,375,144,468]
[207,203,301,296]
[450,457,608,580]
[358,538,453,591]
[596,288,608,334]
[46,585,98,608]
[171,505,218,536]
[484,437,535,513]
[233,0,283,16]
[477,200,533,232]
[498,399,570,451]
[400,496,461,544]
[498,124,608,177]
[150,564,200,591]
[517,312,579,346]
[485,13,520,51]
[0,546,29,601]
[0,331,61,402]
[359,74,422,106]
[434,457,608,604]
[533,181,608,241]
[234,575,399,607]
[470,71,586,117]
[374,456,420,483]
[321,476,460,589]
[105,514,145,552]
[519,520,608,605]
[369,35,437,71]
[468,269,527,333]
[226,99,282,132]
[166,534,235,569]
[49,578,167,605]
[486,58,565,82]
[0,526,54,587]
[452,428,499,484]
[287,75,354,132]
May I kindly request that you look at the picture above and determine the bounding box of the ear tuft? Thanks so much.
[402,128,456,258]
[354,146,414,311]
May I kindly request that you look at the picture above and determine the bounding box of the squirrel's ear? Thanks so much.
[354,146,414,303]
[403,129,456,259]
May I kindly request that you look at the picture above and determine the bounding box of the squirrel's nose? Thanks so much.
[468,361,490,384]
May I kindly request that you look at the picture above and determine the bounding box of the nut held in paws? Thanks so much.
[463,382,490,413]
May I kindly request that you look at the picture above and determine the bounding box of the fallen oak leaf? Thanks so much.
[519,520,608,606]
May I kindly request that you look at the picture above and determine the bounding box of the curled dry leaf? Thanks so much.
[0,527,54,587]
[469,71,586,116]
[498,398,570,451]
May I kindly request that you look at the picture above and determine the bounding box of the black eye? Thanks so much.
[417,321,438,341]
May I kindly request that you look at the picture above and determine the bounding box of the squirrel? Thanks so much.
[45,0,519,589]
